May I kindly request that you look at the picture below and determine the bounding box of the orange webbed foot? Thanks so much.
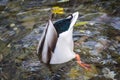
[75,54,91,70]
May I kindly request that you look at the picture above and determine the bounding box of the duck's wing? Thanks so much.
[50,30,75,64]
[50,12,79,64]
[68,12,79,30]
[37,20,57,64]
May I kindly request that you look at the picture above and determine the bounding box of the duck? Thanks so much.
[37,12,90,70]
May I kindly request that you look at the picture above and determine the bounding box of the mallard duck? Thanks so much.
[37,12,90,70]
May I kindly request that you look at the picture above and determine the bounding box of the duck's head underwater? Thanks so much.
[37,12,91,70]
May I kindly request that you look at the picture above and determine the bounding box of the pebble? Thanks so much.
[0,54,3,62]
[10,23,15,27]
[89,21,96,25]
[111,21,120,30]
[75,49,81,53]
[34,29,40,34]
[13,27,18,31]
[102,68,116,80]
[7,43,11,47]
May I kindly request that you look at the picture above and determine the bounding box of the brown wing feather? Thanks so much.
[37,20,58,64]
[37,23,49,62]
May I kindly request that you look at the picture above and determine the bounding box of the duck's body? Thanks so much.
[37,12,90,70]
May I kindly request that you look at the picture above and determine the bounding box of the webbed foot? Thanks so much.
[75,54,91,70]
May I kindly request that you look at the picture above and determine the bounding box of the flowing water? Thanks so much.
[0,0,120,80]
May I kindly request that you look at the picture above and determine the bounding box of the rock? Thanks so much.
[0,0,8,6]
[21,0,44,9]
[0,54,3,62]
[95,14,112,23]
[22,60,41,71]
[77,36,89,44]
[95,43,104,52]
[75,49,81,53]
[10,23,15,27]
[95,0,120,16]
[67,64,98,80]
[4,1,21,12]
[102,68,116,80]
[90,56,101,63]
[115,36,120,42]
[83,41,97,49]
[13,27,18,31]
[57,0,69,3]
[0,30,16,42]
[79,13,104,21]
[67,67,81,79]
[111,21,120,30]
[90,38,109,56]
[16,9,48,29]
[14,25,45,49]
[89,76,113,80]
[115,72,120,80]
[0,0,8,11]
[7,43,11,47]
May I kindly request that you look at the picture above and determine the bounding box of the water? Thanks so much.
[0,0,120,80]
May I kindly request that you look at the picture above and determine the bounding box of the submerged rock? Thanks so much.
[18,26,45,48]
[102,68,116,80]
[0,0,8,5]
[0,54,3,62]
[0,30,16,42]
[22,60,41,71]
[67,64,98,80]
[89,76,113,80]
[111,21,120,30]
